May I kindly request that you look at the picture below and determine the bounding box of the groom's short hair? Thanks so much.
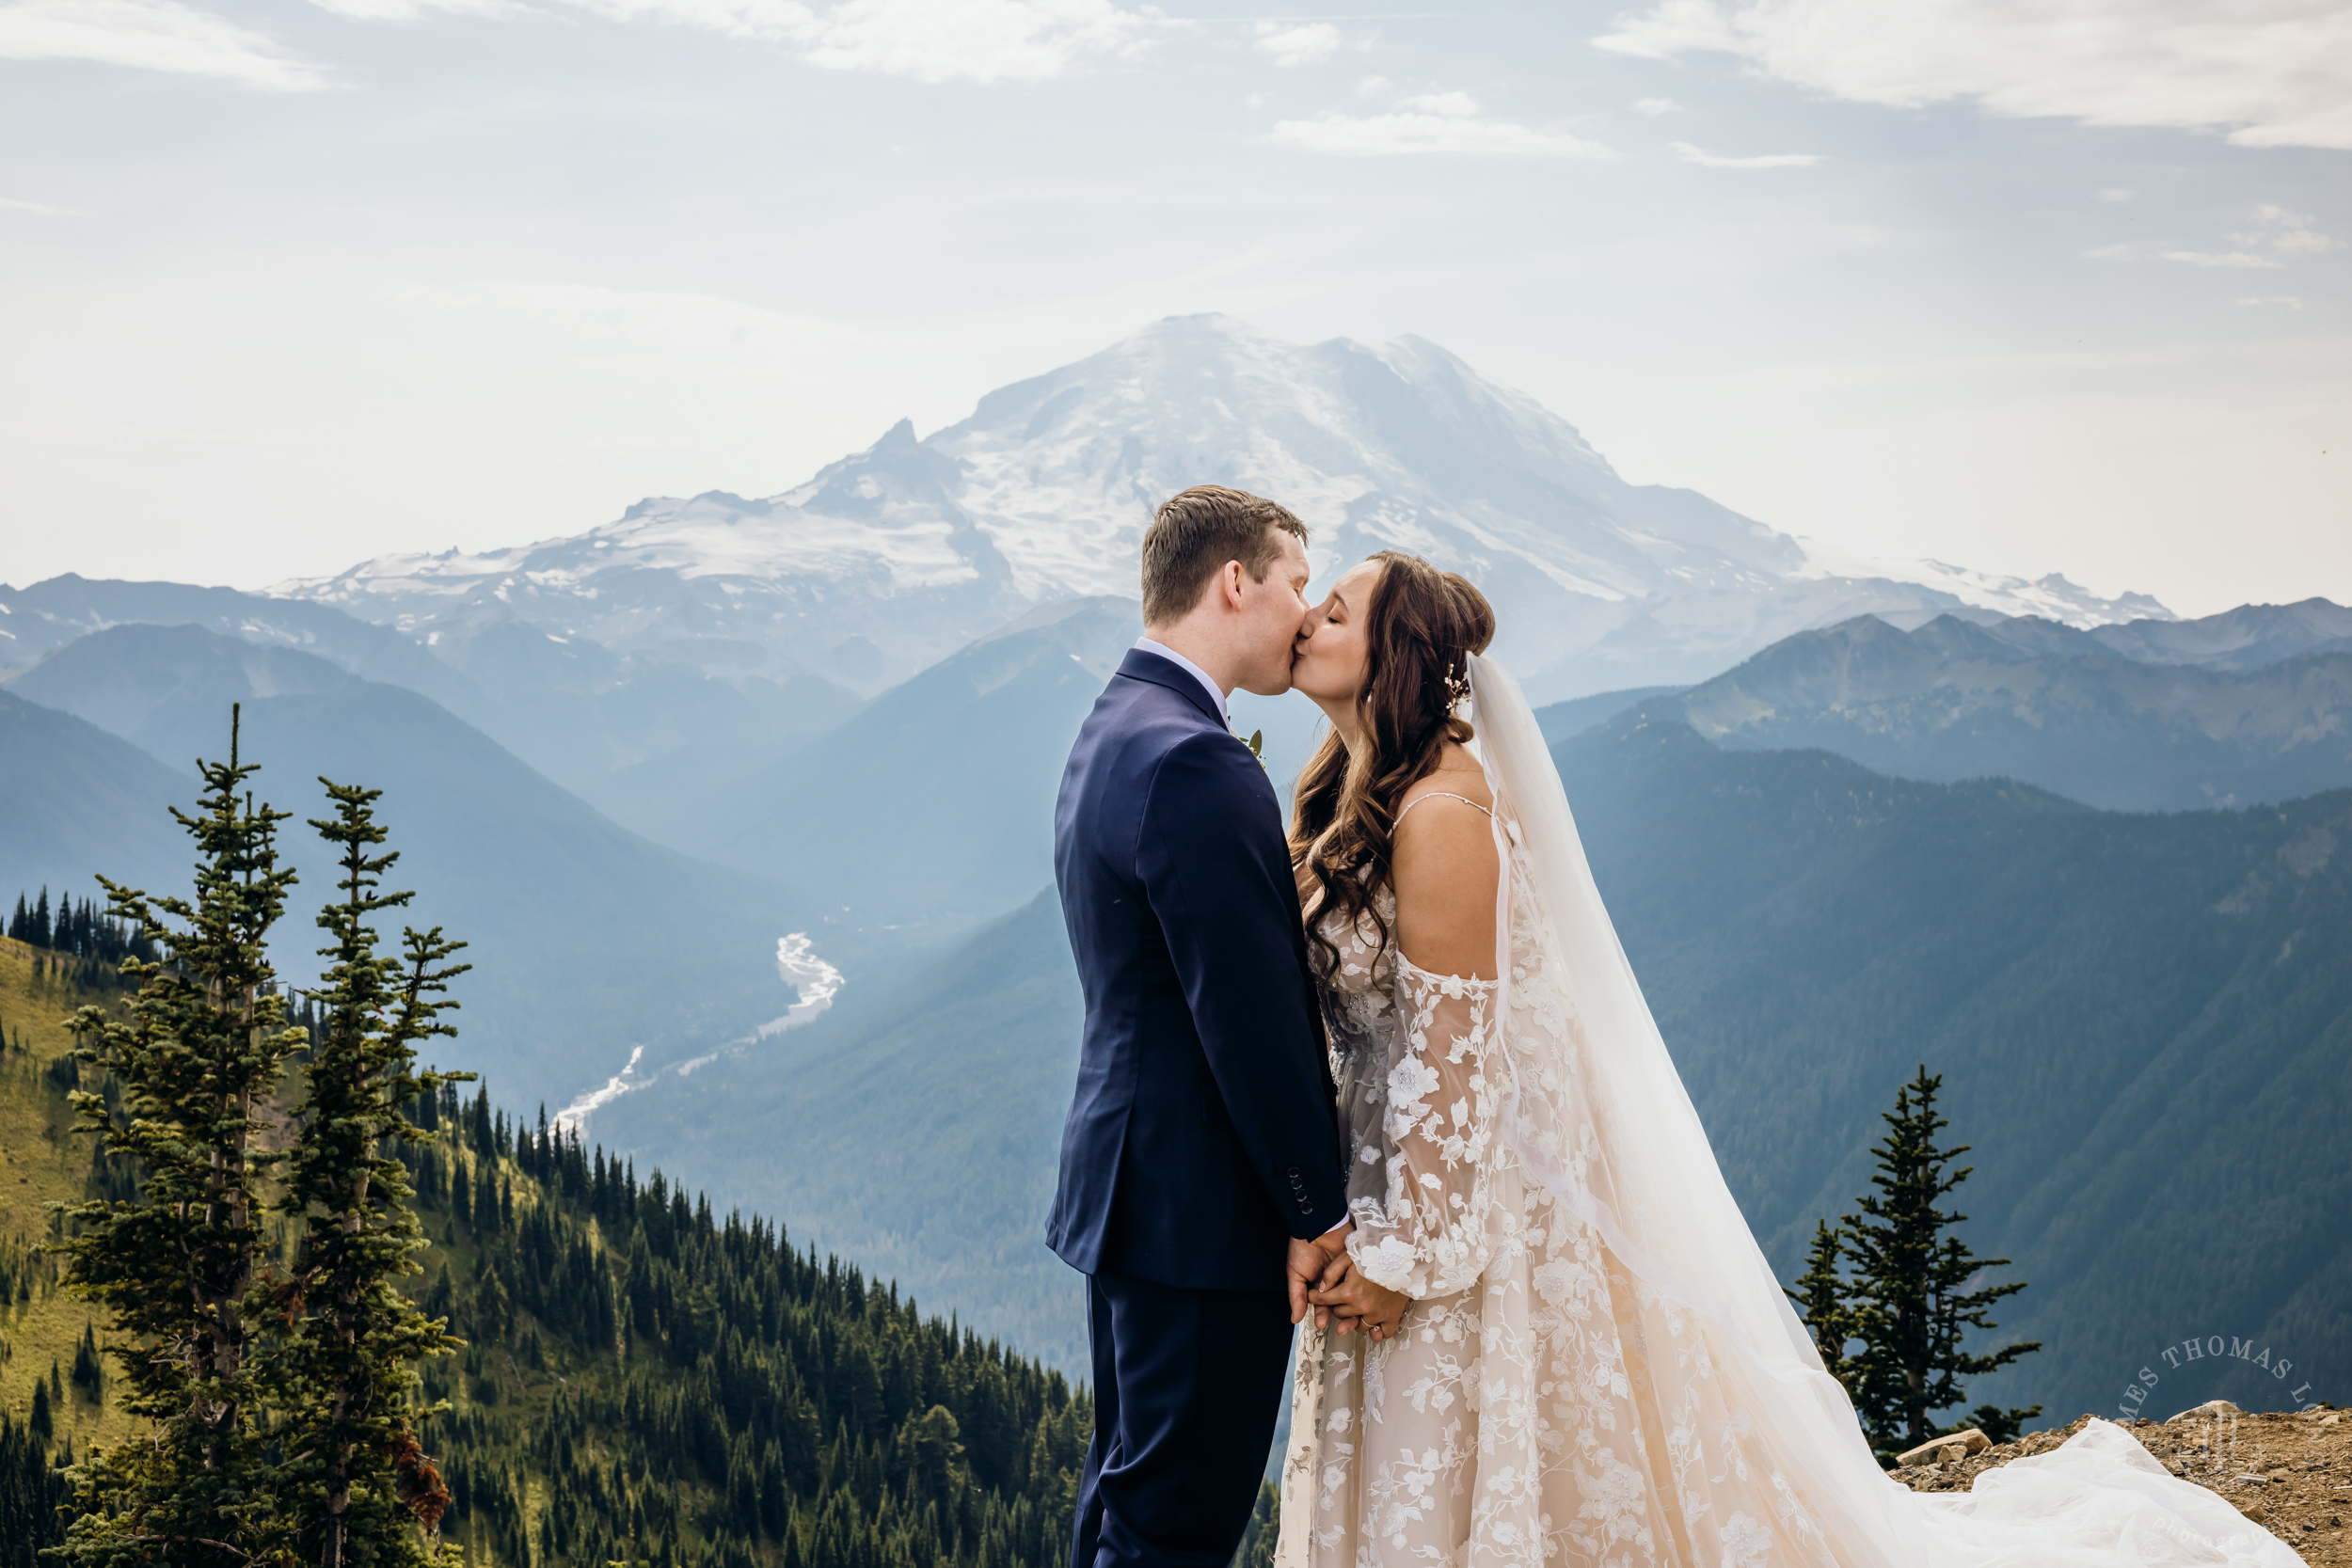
[1141,486,1309,626]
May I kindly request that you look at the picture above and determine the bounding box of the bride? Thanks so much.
[1273,549,2303,1568]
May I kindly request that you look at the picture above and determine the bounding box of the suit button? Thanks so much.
[1300,1202,1314,1214]
[1287,1167,1299,1178]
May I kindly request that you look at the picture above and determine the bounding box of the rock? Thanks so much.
[1896,1429,1992,1467]
[2168,1400,2245,1423]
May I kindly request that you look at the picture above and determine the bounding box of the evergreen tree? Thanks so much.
[8,894,24,943]
[274,779,475,1568]
[50,705,307,1567]
[1232,1480,1278,1568]
[71,1323,103,1402]
[1785,1218,1856,1385]
[31,888,52,950]
[1839,1066,2042,1462]
[1,1411,70,1567]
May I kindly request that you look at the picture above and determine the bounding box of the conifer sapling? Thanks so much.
[274,778,474,1568]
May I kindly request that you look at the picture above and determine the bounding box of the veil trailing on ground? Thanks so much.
[1460,653,2305,1568]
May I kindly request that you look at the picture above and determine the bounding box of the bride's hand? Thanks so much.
[1309,1253,1406,1342]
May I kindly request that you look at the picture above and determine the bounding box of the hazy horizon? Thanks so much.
[3,0,2345,616]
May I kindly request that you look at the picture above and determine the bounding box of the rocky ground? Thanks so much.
[1893,1406,2349,1563]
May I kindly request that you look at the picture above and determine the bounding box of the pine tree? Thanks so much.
[31,888,51,950]
[8,895,25,943]
[1785,1218,1856,1384]
[1,1410,71,1566]
[70,1323,103,1402]
[274,779,475,1568]
[50,705,307,1567]
[1840,1066,2042,1462]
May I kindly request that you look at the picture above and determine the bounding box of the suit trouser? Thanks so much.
[1072,1272,1295,1568]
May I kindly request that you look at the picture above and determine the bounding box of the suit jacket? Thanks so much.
[1047,647,1347,1293]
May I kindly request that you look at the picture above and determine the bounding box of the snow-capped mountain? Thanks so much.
[278,315,2168,701]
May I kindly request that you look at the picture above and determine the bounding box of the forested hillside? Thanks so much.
[1557,707,2352,1420]
[0,936,1092,1567]
[600,891,1085,1369]
[604,708,2352,1426]
[1670,610,2352,810]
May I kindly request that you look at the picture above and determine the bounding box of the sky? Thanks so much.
[1,0,2345,618]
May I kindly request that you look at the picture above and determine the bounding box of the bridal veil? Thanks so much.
[1450,652,2303,1568]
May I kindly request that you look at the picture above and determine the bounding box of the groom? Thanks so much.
[1049,485,1351,1568]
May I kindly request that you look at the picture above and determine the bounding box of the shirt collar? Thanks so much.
[1133,635,1230,726]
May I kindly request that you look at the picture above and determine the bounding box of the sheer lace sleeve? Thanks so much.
[1345,956,1500,1299]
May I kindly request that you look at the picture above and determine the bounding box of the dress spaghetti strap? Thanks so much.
[1392,790,1493,828]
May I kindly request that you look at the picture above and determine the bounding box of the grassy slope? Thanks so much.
[0,934,1088,1568]
[0,938,139,1458]
[0,937,704,1558]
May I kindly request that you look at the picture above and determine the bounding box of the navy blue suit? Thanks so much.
[1050,647,1346,1568]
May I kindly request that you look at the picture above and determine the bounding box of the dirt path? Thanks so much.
[1892,1408,2348,1563]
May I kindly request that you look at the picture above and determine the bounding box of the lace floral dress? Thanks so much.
[1276,802,1836,1568]
[1279,681,2306,1568]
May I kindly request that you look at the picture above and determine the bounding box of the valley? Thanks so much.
[2,315,2346,1452]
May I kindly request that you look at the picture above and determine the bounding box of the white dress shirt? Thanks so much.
[1133,635,1231,727]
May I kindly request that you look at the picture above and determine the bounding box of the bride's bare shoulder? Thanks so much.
[1394,742,1494,821]
[1391,745,1500,976]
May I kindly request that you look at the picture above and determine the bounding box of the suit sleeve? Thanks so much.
[1137,732,1349,1239]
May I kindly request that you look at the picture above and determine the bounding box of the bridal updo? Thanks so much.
[1290,550,1495,969]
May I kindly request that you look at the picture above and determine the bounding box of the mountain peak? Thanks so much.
[272,317,2169,700]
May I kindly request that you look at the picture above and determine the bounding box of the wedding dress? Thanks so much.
[1275,654,2304,1568]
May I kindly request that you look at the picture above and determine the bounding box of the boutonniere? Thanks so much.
[1243,729,1266,769]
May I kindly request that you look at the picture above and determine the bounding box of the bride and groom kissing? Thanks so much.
[1044,486,2306,1568]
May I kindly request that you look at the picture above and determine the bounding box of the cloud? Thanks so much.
[792,0,1159,81]
[1593,0,2352,151]
[2236,203,2339,256]
[0,194,89,214]
[1270,92,1613,157]
[1672,138,1819,167]
[1634,95,1678,114]
[0,0,326,88]
[1253,19,1341,67]
[2235,296,2303,309]
[305,0,516,21]
[314,0,1165,82]
[2162,250,2281,269]
[2090,207,2337,270]
[2095,188,2134,202]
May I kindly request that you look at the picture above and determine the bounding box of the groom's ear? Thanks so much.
[1215,559,1250,612]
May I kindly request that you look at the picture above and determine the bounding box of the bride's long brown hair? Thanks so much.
[1290,550,1496,973]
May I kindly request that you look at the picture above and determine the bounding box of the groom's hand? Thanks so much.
[1311,1258,1406,1342]
[1287,1221,1352,1324]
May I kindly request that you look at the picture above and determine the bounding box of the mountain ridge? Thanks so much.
[271,314,2169,704]
[3,623,815,1111]
[1668,604,2352,810]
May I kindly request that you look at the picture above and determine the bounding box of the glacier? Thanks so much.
[275,314,2169,704]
